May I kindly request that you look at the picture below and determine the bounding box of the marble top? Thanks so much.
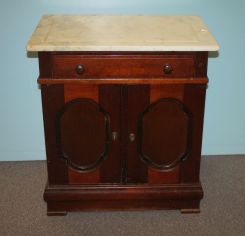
[27,15,219,52]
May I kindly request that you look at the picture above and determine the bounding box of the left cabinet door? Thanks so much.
[41,84,122,184]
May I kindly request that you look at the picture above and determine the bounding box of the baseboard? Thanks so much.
[202,154,245,158]
[1,154,244,162]
[0,151,45,161]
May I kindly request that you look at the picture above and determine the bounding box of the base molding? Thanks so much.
[44,183,203,215]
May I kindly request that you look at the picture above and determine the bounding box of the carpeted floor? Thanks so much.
[0,155,245,236]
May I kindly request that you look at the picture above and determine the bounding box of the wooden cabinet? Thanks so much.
[38,52,207,215]
[27,15,219,215]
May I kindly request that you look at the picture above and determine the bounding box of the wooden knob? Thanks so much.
[163,64,173,74]
[76,64,85,75]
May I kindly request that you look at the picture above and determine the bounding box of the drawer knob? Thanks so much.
[163,64,173,74]
[76,64,85,75]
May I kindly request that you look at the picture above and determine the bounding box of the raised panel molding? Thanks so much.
[55,98,110,172]
[138,98,192,170]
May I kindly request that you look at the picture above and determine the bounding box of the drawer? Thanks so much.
[52,55,196,79]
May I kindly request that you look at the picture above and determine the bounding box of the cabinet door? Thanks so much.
[42,84,122,184]
[126,84,206,184]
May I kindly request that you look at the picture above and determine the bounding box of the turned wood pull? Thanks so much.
[76,64,85,75]
[163,64,173,74]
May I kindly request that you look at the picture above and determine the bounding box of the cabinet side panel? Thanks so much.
[39,52,53,78]
[181,84,206,182]
[194,52,208,77]
[126,85,149,183]
[41,84,68,184]
[99,85,122,183]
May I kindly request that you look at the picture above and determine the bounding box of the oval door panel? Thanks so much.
[138,98,192,170]
[56,98,109,172]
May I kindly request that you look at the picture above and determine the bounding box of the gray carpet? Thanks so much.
[0,156,245,236]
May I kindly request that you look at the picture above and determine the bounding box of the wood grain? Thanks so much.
[38,78,208,85]
[52,54,196,79]
[39,51,208,214]
[41,84,68,184]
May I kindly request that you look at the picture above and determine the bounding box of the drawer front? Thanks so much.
[52,55,196,79]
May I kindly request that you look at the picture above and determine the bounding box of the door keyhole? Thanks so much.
[129,133,135,142]
[111,131,118,141]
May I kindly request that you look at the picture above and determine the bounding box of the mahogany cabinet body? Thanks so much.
[38,51,208,215]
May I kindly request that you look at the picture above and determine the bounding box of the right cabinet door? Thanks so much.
[126,84,206,184]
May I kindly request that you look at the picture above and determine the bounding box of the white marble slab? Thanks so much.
[27,15,219,52]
